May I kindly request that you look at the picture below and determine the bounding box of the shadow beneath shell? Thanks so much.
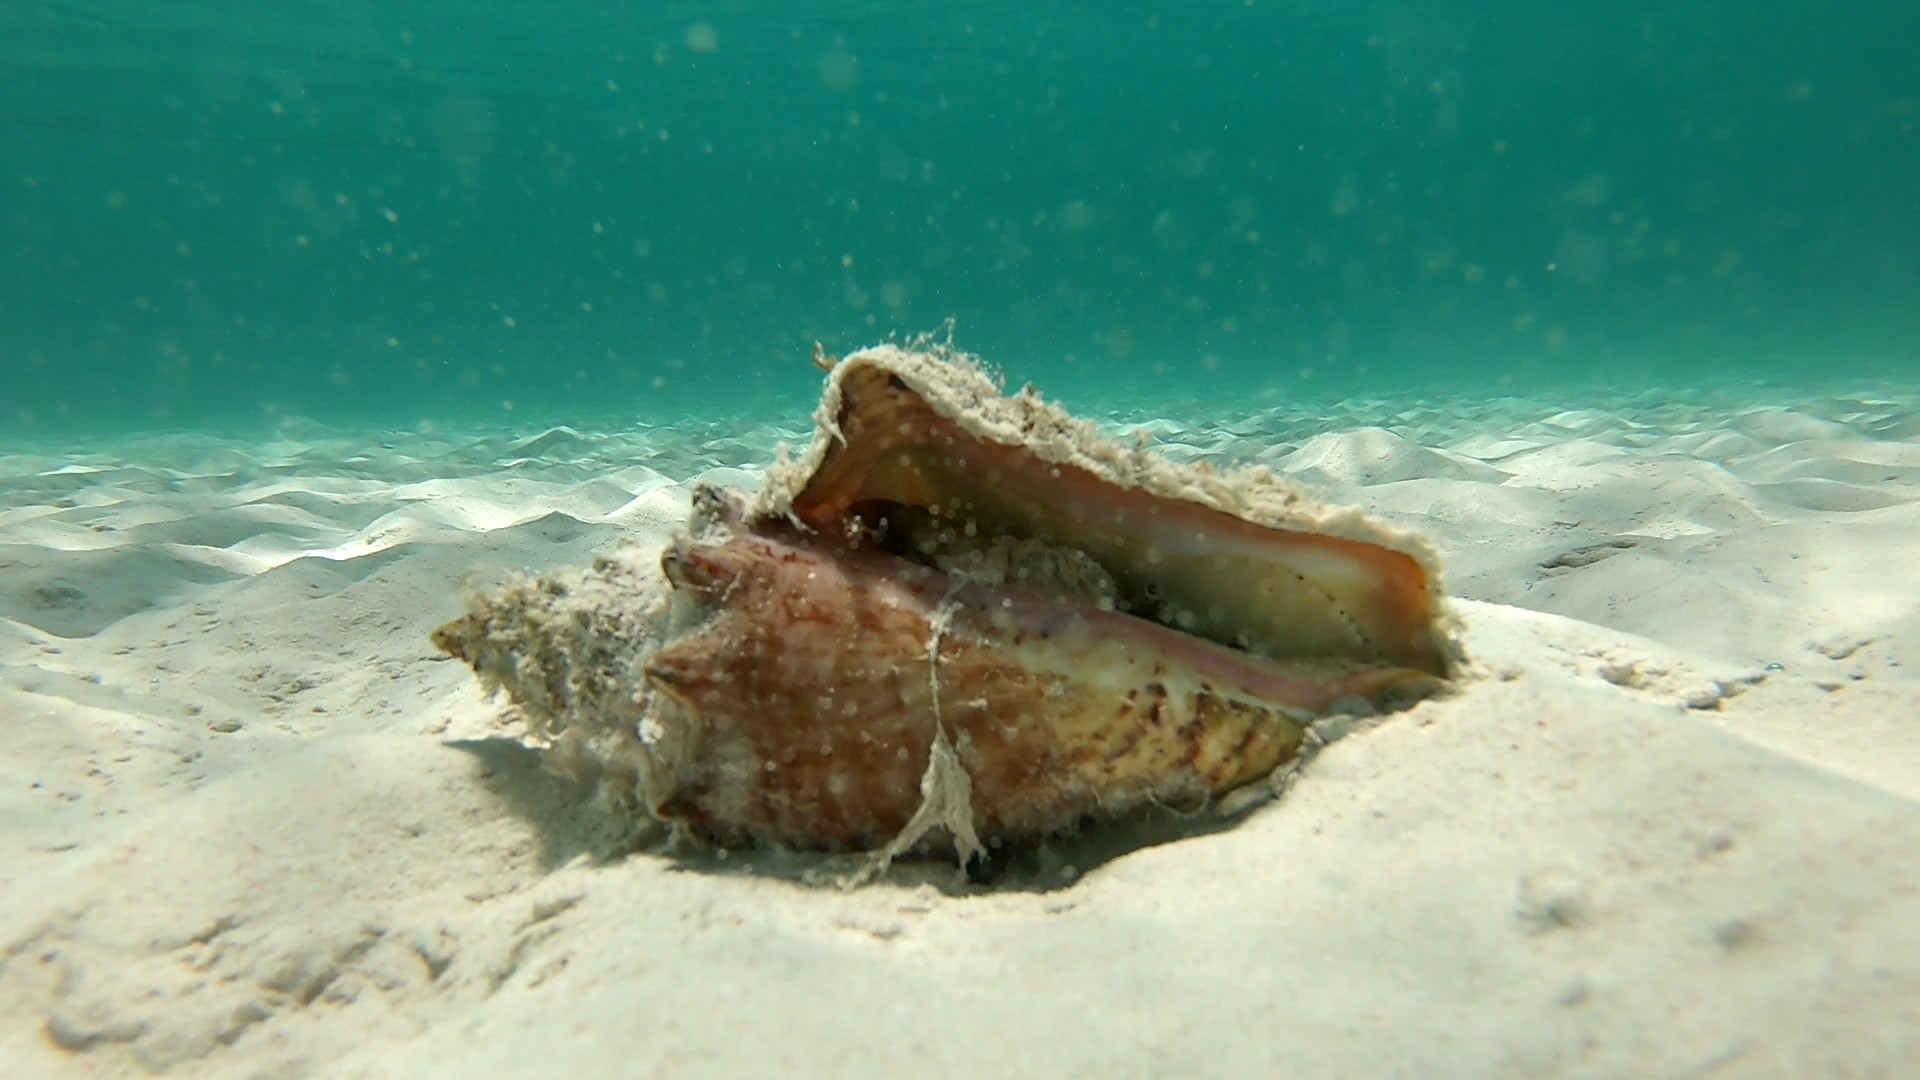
[662,805,1258,894]
[448,737,661,872]
[450,734,1266,894]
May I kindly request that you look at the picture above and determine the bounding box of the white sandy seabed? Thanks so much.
[1,379,1917,1079]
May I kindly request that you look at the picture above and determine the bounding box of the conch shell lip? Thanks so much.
[759,348,1455,679]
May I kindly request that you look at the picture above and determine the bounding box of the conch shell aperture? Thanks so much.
[433,345,1460,877]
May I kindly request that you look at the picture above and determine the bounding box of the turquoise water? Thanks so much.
[4,0,1915,432]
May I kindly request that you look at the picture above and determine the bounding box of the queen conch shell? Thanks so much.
[432,344,1460,877]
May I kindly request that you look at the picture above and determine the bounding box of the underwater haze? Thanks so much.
[7,9,1920,1075]
[3,0,1917,430]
